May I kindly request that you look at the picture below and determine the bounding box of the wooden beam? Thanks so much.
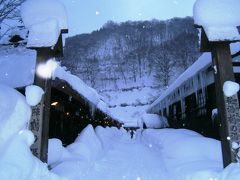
[53,34,64,58]
[200,28,213,52]
[211,42,240,167]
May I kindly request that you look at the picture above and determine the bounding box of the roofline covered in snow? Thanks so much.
[148,42,240,112]
[51,78,122,122]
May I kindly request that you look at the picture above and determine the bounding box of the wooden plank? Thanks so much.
[211,42,240,167]
[200,28,213,52]
[54,34,64,57]
[29,48,53,163]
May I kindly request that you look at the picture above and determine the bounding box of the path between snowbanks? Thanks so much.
[52,129,169,180]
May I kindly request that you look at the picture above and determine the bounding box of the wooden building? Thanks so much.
[48,78,123,146]
[147,46,240,139]
[0,48,122,148]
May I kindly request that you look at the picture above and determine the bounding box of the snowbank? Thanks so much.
[143,129,222,162]
[95,126,127,150]
[0,84,63,180]
[0,47,36,88]
[51,126,126,179]
[48,138,73,166]
[141,113,169,129]
[0,84,31,149]
[142,128,223,179]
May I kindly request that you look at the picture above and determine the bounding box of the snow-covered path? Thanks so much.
[53,130,169,180]
[87,131,168,180]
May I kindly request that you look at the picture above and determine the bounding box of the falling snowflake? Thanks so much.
[96,11,100,15]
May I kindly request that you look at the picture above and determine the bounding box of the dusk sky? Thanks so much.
[60,0,196,37]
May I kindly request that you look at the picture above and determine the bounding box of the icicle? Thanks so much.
[179,86,185,118]
[89,102,96,118]
[193,75,199,103]
[199,70,207,100]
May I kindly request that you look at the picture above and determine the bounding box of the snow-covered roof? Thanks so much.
[193,0,240,41]
[53,64,102,106]
[21,0,68,48]
[149,42,240,111]
[148,53,211,110]
[0,46,122,122]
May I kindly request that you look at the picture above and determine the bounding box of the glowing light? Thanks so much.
[227,136,231,140]
[51,101,58,106]
[66,112,70,116]
[36,59,57,79]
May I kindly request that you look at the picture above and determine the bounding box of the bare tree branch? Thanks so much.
[0,0,25,41]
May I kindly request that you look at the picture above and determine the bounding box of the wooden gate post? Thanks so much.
[198,27,240,167]
[28,30,68,163]
[211,42,240,167]
[29,48,54,163]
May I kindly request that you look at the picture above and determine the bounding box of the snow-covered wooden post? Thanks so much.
[21,0,68,162]
[193,0,240,167]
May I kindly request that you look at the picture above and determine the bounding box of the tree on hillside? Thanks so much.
[0,0,25,40]
[152,45,173,87]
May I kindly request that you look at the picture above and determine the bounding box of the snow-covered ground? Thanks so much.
[101,86,161,126]
[0,84,238,179]
[1,0,240,178]
[1,84,240,180]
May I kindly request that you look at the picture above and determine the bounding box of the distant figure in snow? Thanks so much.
[130,129,134,139]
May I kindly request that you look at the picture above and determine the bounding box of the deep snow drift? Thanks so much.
[1,84,240,180]
[0,84,63,180]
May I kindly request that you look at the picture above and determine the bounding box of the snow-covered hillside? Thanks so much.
[60,17,201,124]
